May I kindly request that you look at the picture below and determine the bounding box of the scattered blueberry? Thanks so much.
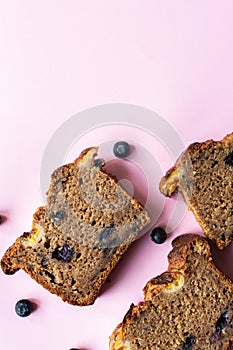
[182,335,196,350]
[150,227,167,244]
[224,151,233,166]
[15,299,33,317]
[52,243,74,263]
[113,141,131,158]
[0,215,2,224]
[50,211,65,222]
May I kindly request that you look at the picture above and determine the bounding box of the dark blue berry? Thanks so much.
[225,151,233,166]
[52,243,73,263]
[113,141,131,158]
[0,215,2,224]
[215,311,229,332]
[93,158,104,167]
[50,211,65,222]
[182,335,196,349]
[15,299,33,317]
[150,227,167,244]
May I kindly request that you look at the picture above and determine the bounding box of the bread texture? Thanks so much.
[160,132,233,249]
[1,147,151,306]
[109,234,233,349]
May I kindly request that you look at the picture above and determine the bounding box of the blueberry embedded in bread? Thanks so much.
[159,132,233,249]
[1,147,151,306]
[109,234,233,349]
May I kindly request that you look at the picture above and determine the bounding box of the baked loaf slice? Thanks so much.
[109,234,233,350]
[1,147,151,306]
[160,132,233,249]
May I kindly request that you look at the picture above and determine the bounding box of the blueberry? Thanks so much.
[52,243,74,263]
[215,311,229,332]
[50,211,65,222]
[113,141,131,158]
[93,158,104,167]
[182,335,196,349]
[150,227,167,244]
[0,215,2,225]
[224,151,233,166]
[210,311,231,344]
[15,299,33,317]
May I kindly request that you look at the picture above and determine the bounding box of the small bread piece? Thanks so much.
[1,147,151,306]
[109,234,233,349]
[160,132,233,249]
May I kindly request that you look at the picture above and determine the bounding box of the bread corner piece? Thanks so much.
[1,147,151,306]
[109,234,233,349]
[159,132,233,249]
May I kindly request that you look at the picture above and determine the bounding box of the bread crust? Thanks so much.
[1,147,151,306]
[160,132,233,249]
[109,234,233,349]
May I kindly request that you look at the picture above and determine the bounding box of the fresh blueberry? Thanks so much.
[50,211,65,222]
[113,141,131,158]
[182,335,196,349]
[150,227,167,244]
[15,299,33,317]
[0,215,2,225]
[52,243,74,263]
[224,151,233,166]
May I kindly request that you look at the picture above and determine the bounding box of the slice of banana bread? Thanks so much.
[160,132,233,249]
[109,234,233,350]
[1,147,151,306]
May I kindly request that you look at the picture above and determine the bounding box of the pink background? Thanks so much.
[0,1,233,349]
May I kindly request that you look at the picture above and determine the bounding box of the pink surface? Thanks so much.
[0,1,233,349]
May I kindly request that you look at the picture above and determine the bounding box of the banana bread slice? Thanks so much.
[160,132,233,249]
[109,234,233,350]
[1,147,151,306]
